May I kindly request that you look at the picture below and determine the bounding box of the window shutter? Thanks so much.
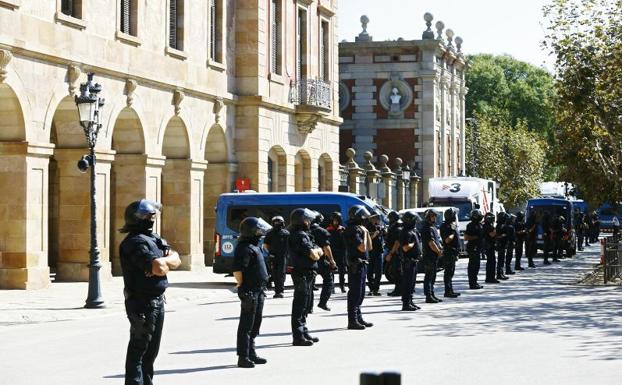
[169,0,177,48]
[320,23,325,80]
[271,0,277,73]
[210,0,216,60]
[120,0,130,34]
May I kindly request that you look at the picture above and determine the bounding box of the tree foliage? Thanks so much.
[465,54,557,137]
[466,114,546,208]
[543,0,622,206]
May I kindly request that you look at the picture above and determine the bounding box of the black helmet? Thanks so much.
[444,208,458,222]
[402,211,421,228]
[290,208,316,229]
[516,211,525,221]
[558,215,566,223]
[424,209,437,223]
[470,209,483,222]
[330,211,343,225]
[497,212,507,224]
[507,214,516,224]
[239,217,272,239]
[312,211,324,225]
[484,212,495,224]
[388,211,400,224]
[348,205,371,223]
[120,199,162,233]
[271,215,285,229]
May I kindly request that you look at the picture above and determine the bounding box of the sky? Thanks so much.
[338,0,554,70]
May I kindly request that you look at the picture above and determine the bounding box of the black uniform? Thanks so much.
[439,221,460,295]
[120,231,170,385]
[421,221,442,300]
[399,225,421,306]
[288,228,318,342]
[465,221,484,288]
[327,224,347,291]
[483,222,497,282]
[366,221,385,295]
[263,227,289,295]
[496,221,508,278]
[311,224,333,308]
[589,215,600,243]
[542,213,552,264]
[344,223,370,326]
[525,213,538,267]
[551,216,565,261]
[386,221,403,296]
[233,238,269,361]
[514,217,526,269]
[505,221,516,274]
[575,212,585,251]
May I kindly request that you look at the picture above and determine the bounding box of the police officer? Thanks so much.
[505,214,516,275]
[526,211,538,268]
[464,209,484,289]
[542,211,552,265]
[119,199,181,385]
[551,215,565,262]
[590,212,601,244]
[366,214,385,296]
[440,208,461,298]
[574,210,585,251]
[326,212,347,293]
[514,212,526,270]
[233,217,271,368]
[483,212,499,284]
[288,208,323,346]
[385,211,403,297]
[344,205,374,328]
[400,211,422,311]
[421,209,443,303]
[263,216,289,299]
[496,212,509,280]
[310,212,337,311]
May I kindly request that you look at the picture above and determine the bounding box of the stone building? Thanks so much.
[0,0,340,289]
[338,13,467,204]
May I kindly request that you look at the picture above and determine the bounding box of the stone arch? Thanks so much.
[203,123,232,265]
[0,83,26,141]
[294,149,311,192]
[162,116,190,159]
[110,107,147,275]
[268,145,287,192]
[318,153,334,191]
[102,93,151,153]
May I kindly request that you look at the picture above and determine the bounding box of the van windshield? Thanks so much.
[227,204,341,232]
[432,200,473,221]
[527,204,571,225]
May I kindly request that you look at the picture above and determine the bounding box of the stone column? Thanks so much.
[410,172,421,209]
[189,161,207,270]
[394,157,406,211]
[345,148,365,195]
[53,148,113,282]
[440,78,448,176]
[204,161,236,266]
[0,142,54,289]
[363,151,381,202]
[145,156,165,235]
[378,154,396,209]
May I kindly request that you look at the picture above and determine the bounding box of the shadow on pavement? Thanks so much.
[103,364,239,378]
[169,342,292,355]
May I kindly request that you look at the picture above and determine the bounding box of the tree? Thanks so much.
[465,54,557,137]
[543,0,622,206]
[466,114,546,208]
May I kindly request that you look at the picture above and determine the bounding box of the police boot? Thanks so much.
[506,269,516,275]
[303,333,319,343]
[317,302,331,311]
[425,295,439,303]
[402,302,419,311]
[347,321,366,330]
[238,357,255,368]
[444,291,459,298]
[293,339,314,346]
[515,265,524,271]
[249,355,267,365]
[431,293,443,302]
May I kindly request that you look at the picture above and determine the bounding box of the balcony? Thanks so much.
[289,78,332,134]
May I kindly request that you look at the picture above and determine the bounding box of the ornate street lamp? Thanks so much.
[75,73,106,309]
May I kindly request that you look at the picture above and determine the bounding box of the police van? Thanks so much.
[212,192,387,274]
[526,197,577,256]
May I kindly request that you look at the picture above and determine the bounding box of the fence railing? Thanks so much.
[602,236,622,284]
[289,78,332,110]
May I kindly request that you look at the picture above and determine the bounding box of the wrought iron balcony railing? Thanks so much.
[290,78,332,110]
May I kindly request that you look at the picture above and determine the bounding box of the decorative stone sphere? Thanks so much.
[346,148,356,159]
[394,157,403,167]
[360,15,369,25]
[435,21,445,30]
[379,154,389,164]
[446,28,455,39]
[424,12,434,22]
[455,36,463,45]
[363,151,373,161]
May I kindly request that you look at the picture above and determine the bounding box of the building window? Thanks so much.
[120,0,138,36]
[169,0,184,50]
[209,0,223,63]
[268,156,274,192]
[61,0,82,18]
[296,8,308,80]
[270,0,282,74]
[320,20,329,81]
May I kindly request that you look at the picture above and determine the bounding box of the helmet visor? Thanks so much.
[136,199,162,220]
[254,218,273,236]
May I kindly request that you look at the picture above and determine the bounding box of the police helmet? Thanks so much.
[516,211,525,221]
[497,212,507,224]
[444,208,458,223]
[387,211,400,224]
[348,205,371,223]
[424,209,438,222]
[290,208,317,228]
[558,215,566,223]
[470,209,484,222]
[484,212,495,224]
[120,199,162,233]
[330,211,343,225]
[402,211,421,227]
[239,217,272,239]
[271,215,285,225]
[313,211,324,225]
[507,214,516,224]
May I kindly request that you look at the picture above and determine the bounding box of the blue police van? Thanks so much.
[526,197,577,255]
[212,192,387,274]
[597,203,622,232]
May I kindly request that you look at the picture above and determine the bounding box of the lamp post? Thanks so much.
[75,73,106,309]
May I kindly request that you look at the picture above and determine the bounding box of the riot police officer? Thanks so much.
[366,214,385,296]
[551,215,566,262]
[421,209,443,303]
[514,212,526,270]
[263,216,289,298]
[400,211,422,311]
[326,212,347,292]
[483,212,499,284]
[464,209,484,289]
[440,208,461,298]
[310,212,336,311]
[574,210,585,251]
[496,212,509,280]
[505,214,516,275]
[119,199,181,385]
[526,211,538,268]
[344,205,374,329]
[542,211,552,265]
[233,217,271,368]
[385,211,403,297]
[288,208,323,346]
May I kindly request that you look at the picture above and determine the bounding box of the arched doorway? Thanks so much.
[294,150,311,192]
[318,153,334,191]
[110,107,146,275]
[203,124,230,265]
[267,145,287,192]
